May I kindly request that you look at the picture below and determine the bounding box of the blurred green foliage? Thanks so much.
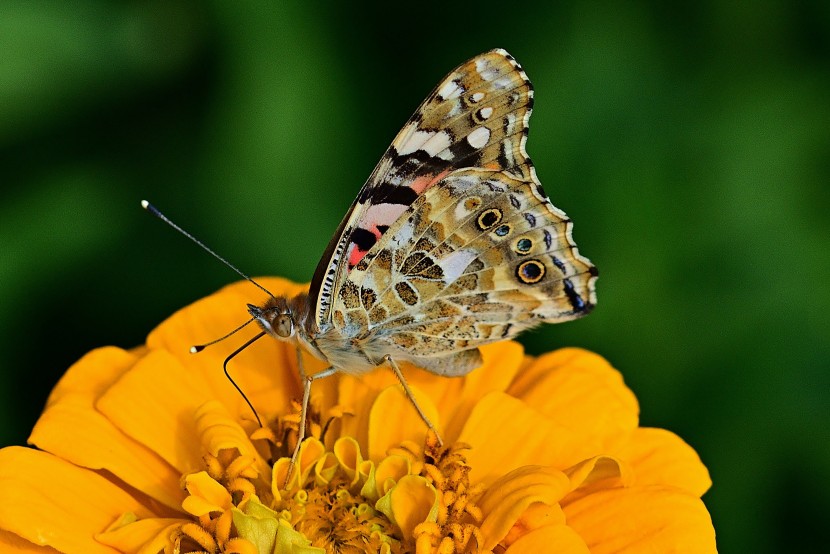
[1,1,828,552]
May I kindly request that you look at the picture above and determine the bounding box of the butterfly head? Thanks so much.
[248,298,296,340]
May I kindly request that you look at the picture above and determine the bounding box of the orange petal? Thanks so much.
[28,347,184,512]
[616,428,712,497]
[441,341,525,441]
[565,456,631,494]
[477,465,570,551]
[459,393,601,483]
[508,348,639,452]
[0,529,60,553]
[41,347,136,406]
[368,385,439,461]
[183,472,232,515]
[194,400,270,479]
[96,517,184,553]
[563,486,717,553]
[96,349,213,474]
[336,374,378,453]
[0,447,152,554]
[503,524,590,554]
[146,278,308,423]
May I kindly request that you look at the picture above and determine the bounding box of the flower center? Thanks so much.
[285,477,402,553]
[176,404,487,553]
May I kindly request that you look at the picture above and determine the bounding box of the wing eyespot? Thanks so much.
[477,208,503,230]
[514,237,533,254]
[493,224,511,237]
[516,259,546,284]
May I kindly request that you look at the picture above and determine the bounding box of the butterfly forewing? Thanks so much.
[308,49,537,332]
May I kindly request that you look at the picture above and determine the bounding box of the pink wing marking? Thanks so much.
[346,169,452,269]
[410,168,451,194]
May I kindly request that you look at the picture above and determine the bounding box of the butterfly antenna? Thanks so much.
[141,200,275,299]
[190,316,258,353]
[222,331,267,427]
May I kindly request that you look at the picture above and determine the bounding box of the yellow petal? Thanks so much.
[273,518,325,554]
[232,497,280,554]
[313,452,339,485]
[616,428,712,497]
[477,465,570,551]
[182,471,232,515]
[0,529,59,553]
[508,348,639,452]
[96,517,184,553]
[0,447,152,554]
[459,393,600,483]
[376,475,439,541]
[368,385,439,461]
[563,486,717,553]
[374,455,412,497]
[273,438,326,491]
[332,436,363,483]
[28,347,184,512]
[503,524,590,554]
[96,349,213,474]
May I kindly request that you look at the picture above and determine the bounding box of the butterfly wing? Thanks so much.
[307,49,535,333]
[331,168,597,374]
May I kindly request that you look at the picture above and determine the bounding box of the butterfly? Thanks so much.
[241,48,598,475]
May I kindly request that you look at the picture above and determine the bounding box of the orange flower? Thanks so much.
[0,278,716,553]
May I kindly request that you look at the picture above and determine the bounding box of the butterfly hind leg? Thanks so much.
[382,355,444,447]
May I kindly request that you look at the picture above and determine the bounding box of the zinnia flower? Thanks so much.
[0,277,716,553]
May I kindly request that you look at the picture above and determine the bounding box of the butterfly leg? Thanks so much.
[382,355,444,447]
[286,363,338,487]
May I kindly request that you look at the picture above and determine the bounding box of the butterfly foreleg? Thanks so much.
[295,346,307,380]
[382,355,444,447]
[286,364,338,488]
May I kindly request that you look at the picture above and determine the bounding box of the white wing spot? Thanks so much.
[397,128,434,155]
[420,131,453,156]
[475,58,501,82]
[470,92,485,103]
[438,79,464,100]
[439,249,478,282]
[467,126,491,149]
[478,107,494,120]
[493,76,515,90]
[505,112,517,134]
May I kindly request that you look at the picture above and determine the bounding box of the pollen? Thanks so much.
[414,435,486,553]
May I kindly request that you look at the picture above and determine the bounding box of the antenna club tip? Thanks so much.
[190,345,204,354]
[141,200,150,209]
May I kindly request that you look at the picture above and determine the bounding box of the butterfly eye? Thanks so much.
[275,314,294,338]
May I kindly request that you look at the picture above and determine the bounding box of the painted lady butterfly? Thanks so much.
[247,48,598,473]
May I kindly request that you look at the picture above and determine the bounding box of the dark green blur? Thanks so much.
[1,2,827,552]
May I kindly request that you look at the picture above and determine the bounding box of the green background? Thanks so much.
[1,2,828,552]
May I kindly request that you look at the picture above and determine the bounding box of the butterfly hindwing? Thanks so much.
[331,169,597,370]
[308,49,535,331]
